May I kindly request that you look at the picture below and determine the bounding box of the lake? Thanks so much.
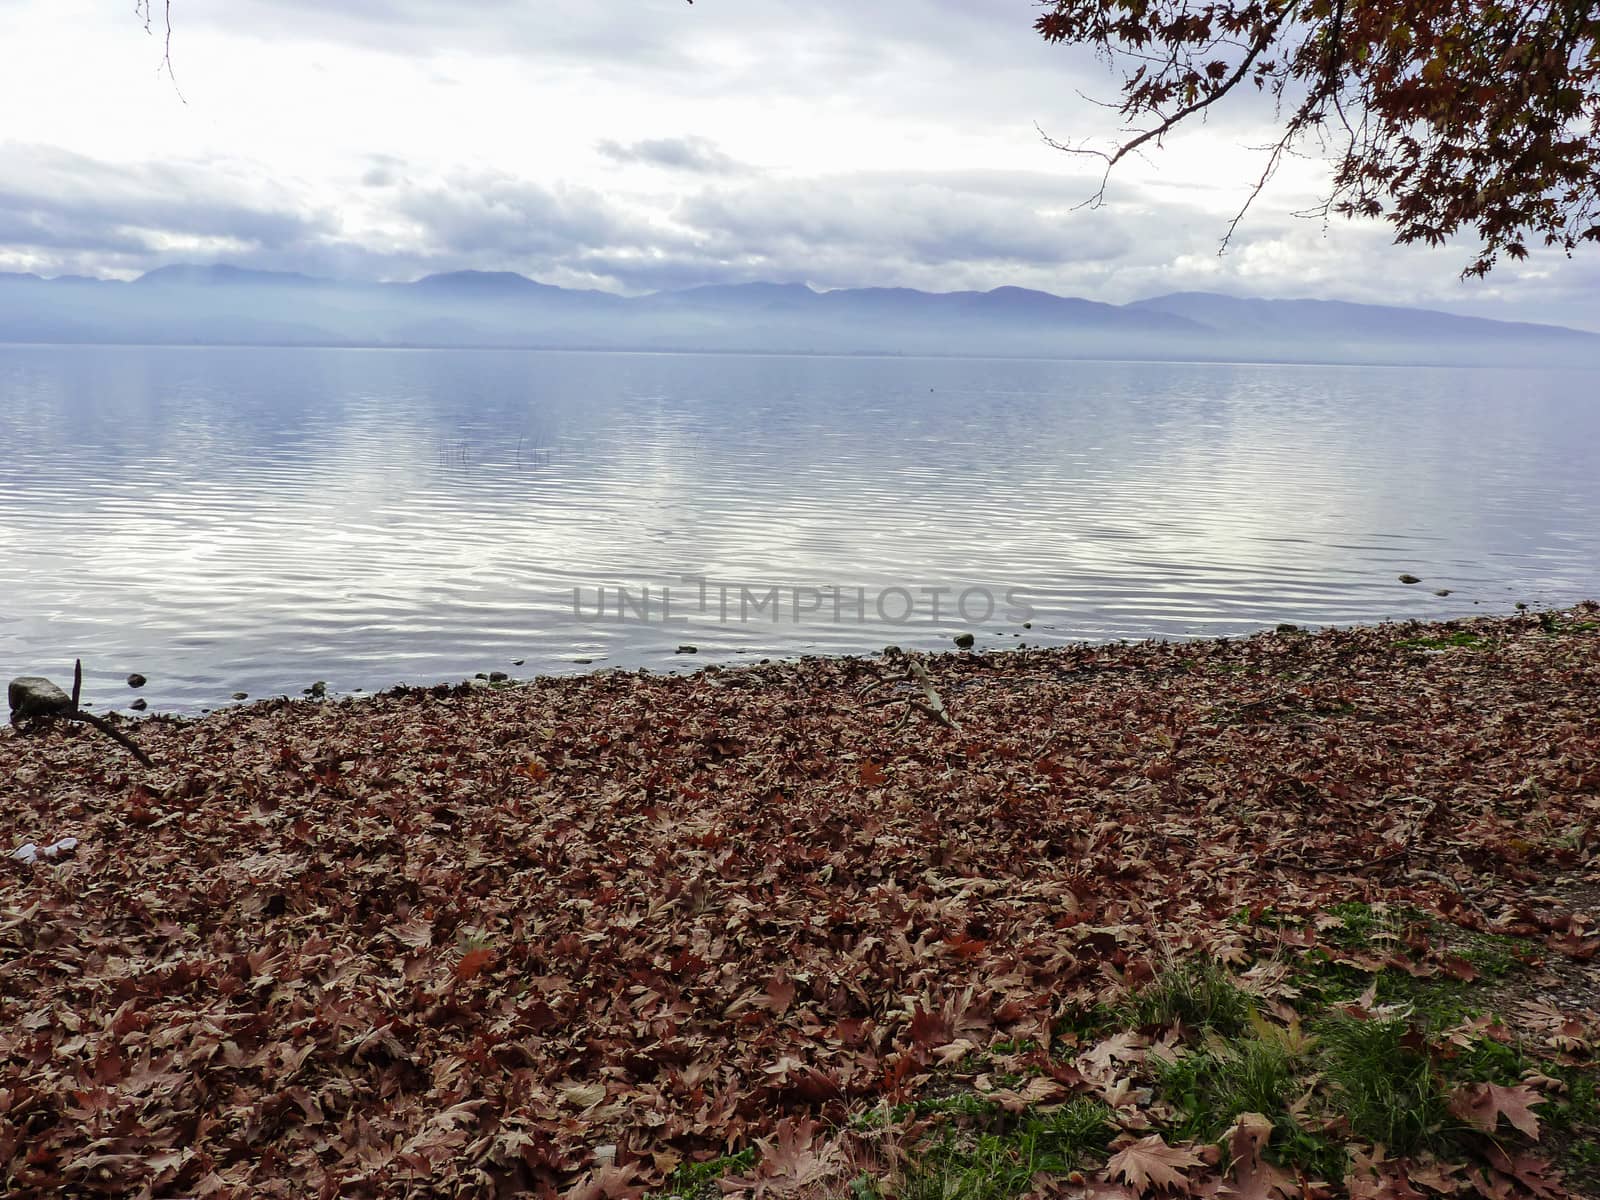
[1,344,1596,714]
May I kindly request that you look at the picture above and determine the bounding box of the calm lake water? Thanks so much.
[1,344,1597,714]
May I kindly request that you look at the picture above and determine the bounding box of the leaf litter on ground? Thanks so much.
[2,605,1599,1198]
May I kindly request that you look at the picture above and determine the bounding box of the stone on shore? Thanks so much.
[8,677,73,725]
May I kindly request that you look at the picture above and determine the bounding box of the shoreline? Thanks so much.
[4,604,1600,1197]
[51,593,1595,724]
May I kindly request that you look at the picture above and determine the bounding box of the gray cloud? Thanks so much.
[678,172,1128,272]
[596,136,746,175]
[0,145,334,274]
[390,172,648,260]
[184,0,1100,126]
[5,138,1600,332]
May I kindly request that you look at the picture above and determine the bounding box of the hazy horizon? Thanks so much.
[4,262,1598,368]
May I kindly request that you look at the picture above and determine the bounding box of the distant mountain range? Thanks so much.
[0,265,1594,366]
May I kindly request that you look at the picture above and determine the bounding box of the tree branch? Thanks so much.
[1041,10,1291,208]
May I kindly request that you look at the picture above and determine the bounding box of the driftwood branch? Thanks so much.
[906,658,956,729]
[9,659,153,767]
[71,708,154,768]
[870,651,959,732]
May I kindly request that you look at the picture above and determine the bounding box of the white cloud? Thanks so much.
[0,0,1595,328]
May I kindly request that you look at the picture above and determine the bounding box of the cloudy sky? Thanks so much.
[2,0,1597,328]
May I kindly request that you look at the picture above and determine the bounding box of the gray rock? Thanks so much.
[1398,574,1422,585]
[513,659,525,667]
[232,692,249,701]
[304,681,327,698]
[9,677,73,724]
[489,671,509,682]
[1434,589,1452,597]
[127,673,147,689]
[129,698,148,712]
[676,645,698,654]
[953,633,976,649]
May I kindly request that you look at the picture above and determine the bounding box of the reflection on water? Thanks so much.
[1,345,1596,713]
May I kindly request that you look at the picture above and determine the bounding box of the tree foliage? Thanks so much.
[1036,0,1600,276]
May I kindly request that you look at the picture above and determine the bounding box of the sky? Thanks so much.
[1,0,1597,329]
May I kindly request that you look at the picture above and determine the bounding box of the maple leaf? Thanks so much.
[1449,1081,1543,1139]
[389,915,434,949]
[1480,1142,1566,1199]
[1104,1135,1204,1194]
[989,1076,1070,1112]
[1219,1112,1293,1200]
[763,971,796,1016]
[454,945,495,981]
[731,1117,842,1198]
[1079,1030,1151,1075]
[559,1080,609,1109]
[563,1164,646,1200]
[858,759,887,787]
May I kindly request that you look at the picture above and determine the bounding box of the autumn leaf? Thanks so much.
[1449,1081,1544,1139]
[1220,1112,1294,1200]
[1104,1134,1204,1194]
[564,1163,646,1200]
[1079,1030,1151,1075]
[989,1075,1069,1112]
[454,945,495,981]
[764,971,796,1016]
[559,1080,609,1110]
[389,915,434,949]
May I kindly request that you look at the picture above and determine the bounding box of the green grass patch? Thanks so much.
[899,1099,1115,1200]
[1537,612,1599,636]
[1123,959,1254,1036]
[1317,1014,1455,1154]
[1053,1002,1116,1050]
[1542,1063,1600,1191]
[659,1149,758,1200]
[1393,632,1483,651]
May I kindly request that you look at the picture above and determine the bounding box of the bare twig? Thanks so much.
[135,0,185,101]
[1039,12,1290,210]
[11,658,153,767]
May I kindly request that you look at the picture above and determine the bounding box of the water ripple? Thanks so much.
[2,346,1597,712]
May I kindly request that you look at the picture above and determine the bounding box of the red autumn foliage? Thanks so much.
[1036,0,1600,276]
